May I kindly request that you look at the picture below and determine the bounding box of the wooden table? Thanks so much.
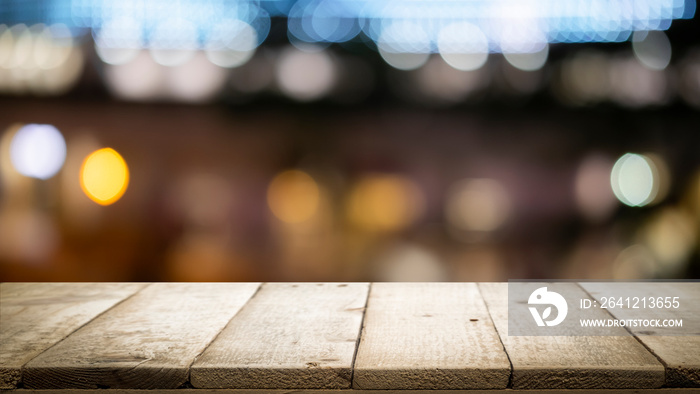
[1,283,698,393]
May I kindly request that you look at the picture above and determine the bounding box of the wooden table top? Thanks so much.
[1,283,698,392]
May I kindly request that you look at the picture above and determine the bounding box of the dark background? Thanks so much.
[1,1,698,282]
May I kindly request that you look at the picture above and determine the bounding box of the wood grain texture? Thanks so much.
[0,283,145,389]
[352,283,510,390]
[581,282,700,387]
[191,283,369,389]
[478,283,665,390]
[8,389,700,394]
[22,283,260,390]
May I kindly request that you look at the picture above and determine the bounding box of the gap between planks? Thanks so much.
[352,283,511,390]
[0,283,148,389]
[190,283,369,389]
[347,283,372,391]
[578,282,700,388]
[478,282,666,390]
[22,283,262,390]
[186,284,266,388]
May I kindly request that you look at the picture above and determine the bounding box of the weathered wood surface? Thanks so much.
[478,283,665,389]
[22,283,260,390]
[2,282,697,391]
[581,282,700,387]
[191,283,369,389]
[6,389,700,394]
[352,283,510,390]
[0,283,145,389]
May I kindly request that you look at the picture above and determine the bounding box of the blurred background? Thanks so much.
[0,0,698,282]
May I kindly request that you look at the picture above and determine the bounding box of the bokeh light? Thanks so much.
[645,153,671,205]
[33,24,73,70]
[445,178,511,233]
[610,153,665,207]
[0,23,83,96]
[287,0,361,44]
[103,51,165,101]
[9,124,66,180]
[372,243,446,281]
[165,52,227,103]
[503,43,549,71]
[148,19,199,67]
[80,148,130,206]
[94,18,143,66]
[632,30,672,71]
[641,208,696,273]
[275,46,336,101]
[608,55,669,107]
[347,174,424,233]
[205,19,258,68]
[436,22,489,72]
[414,55,489,104]
[377,21,431,71]
[267,169,320,223]
[379,48,430,71]
[0,24,13,68]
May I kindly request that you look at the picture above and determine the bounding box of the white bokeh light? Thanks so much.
[149,19,198,67]
[377,21,430,71]
[503,43,549,71]
[611,153,657,207]
[205,20,258,68]
[276,46,336,101]
[437,22,489,71]
[34,24,73,70]
[378,48,430,71]
[632,30,672,71]
[104,50,165,101]
[94,18,143,66]
[10,124,67,180]
[166,51,227,102]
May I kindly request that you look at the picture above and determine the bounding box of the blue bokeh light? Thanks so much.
[0,0,695,54]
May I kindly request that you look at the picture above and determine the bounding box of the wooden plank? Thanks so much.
[190,283,369,389]
[581,282,700,387]
[0,283,145,389]
[352,283,510,390]
[5,389,700,394]
[478,283,665,390]
[23,283,260,390]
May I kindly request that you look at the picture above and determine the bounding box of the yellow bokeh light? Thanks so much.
[347,174,424,232]
[80,148,129,206]
[267,169,320,223]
